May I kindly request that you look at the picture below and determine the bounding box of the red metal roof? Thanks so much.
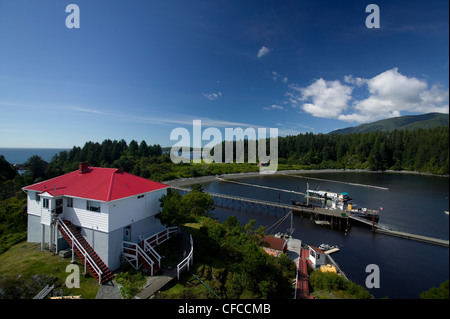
[263,235,287,252]
[23,166,169,202]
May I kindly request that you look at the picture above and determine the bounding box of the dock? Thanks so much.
[374,228,449,247]
[170,186,449,248]
[323,247,340,254]
[171,186,351,224]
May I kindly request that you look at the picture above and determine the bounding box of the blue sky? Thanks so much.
[0,0,448,148]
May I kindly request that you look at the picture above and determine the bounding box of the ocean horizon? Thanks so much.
[0,148,70,165]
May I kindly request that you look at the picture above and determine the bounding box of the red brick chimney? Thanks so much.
[79,162,89,174]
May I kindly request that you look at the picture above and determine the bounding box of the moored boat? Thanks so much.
[348,204,380,222]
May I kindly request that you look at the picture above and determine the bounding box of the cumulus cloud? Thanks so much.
[257,46,271,58]
[287,68,449,123]
[288,79,353,118]
[203,91,222,101]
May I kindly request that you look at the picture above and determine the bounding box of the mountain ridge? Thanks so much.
[330,112,449,135]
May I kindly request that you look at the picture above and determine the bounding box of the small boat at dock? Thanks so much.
[318,243,337,251]
[347,204,380,222]
[318,244,340,254]
[292,184,382,223]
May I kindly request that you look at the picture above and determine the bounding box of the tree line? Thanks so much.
[277,127,448,174]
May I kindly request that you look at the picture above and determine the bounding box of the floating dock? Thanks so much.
[323,247,340,254]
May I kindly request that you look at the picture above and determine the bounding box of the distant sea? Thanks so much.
[0,148,70,165]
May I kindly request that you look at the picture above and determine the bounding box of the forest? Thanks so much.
[277,126,449,174]
[14,126,450,185]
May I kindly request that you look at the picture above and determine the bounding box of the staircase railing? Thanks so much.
[145,226,178,246]
[142,226,178,268]
[177,234,193,280]
[58,218,103,284]
[122,227,178,274]
[143,240,161,268]
[122,241,155,275]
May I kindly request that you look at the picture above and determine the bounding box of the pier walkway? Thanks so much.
[296,248,313,299]
[171,186,449,248]
[171,186,348,219]
[374,228,449,247]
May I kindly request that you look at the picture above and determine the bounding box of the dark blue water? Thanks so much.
[194,172,449,299]
[0,148,69,164]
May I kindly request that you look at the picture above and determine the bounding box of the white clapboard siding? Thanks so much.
[41,208,51,226]
[27,191,42,217]
[62,197,108,233]
[108,188,166,233]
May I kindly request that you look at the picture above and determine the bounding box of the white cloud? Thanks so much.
[203,91,222,101]
[289,79,353,118]
[344,68,449,122]
[344,75,366,87]
[287,68,449,123]
[257,46,271,58]
[263,104,284,110]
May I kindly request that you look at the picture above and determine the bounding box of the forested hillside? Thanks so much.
[19,126,450,181]
[278,127,449,174]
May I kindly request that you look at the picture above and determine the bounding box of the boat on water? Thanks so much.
[318,243,337,251]
[347,204,380,222]
[308,190,352,202]
[291,199,314,208]
[291,183,382,223]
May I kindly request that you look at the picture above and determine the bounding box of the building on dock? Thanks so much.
[308,246,327,268]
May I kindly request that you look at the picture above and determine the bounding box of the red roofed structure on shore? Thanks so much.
[23,163,171,277]
[262,235,288,257]
[23,162,169,202]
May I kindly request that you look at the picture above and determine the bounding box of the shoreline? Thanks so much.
[164,168,448,187]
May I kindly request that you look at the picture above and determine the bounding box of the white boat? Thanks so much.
[318,243,337,251]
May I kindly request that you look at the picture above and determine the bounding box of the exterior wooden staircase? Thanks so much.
[122,226,178,276]
[58,219,114,284]
[138,241,162,275]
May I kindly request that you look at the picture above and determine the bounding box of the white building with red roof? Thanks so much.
[308,246,326,268]
[23,162,170,275]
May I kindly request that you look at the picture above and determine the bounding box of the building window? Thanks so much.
[35,192,40,202]
[87,200,101,212]
[43,198,49,209]
[67,198,73,208]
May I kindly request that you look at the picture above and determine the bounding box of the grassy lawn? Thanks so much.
[0,241,100,299]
